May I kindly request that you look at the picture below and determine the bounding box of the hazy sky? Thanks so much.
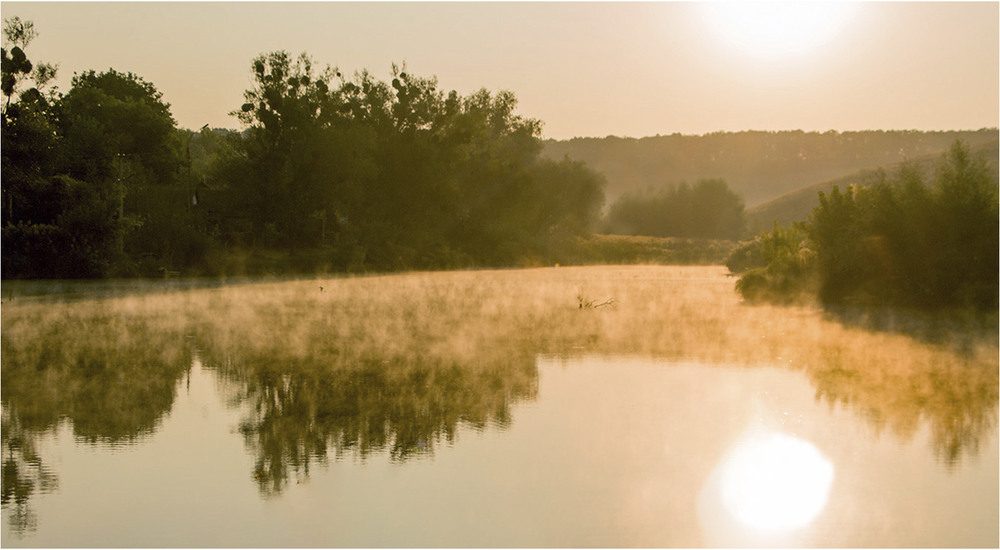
[2,1,997,139]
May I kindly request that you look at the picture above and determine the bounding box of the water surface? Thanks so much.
[3,353,996,547]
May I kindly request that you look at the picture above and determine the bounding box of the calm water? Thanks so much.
[2,353,997,547]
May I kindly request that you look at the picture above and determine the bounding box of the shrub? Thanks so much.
[727,223,815,303]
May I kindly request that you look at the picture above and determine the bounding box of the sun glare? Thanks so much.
[718,431,835,532]
[702,2,858,62]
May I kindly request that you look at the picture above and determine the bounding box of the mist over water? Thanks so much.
[3,3,997,544]
[2,266,996,547]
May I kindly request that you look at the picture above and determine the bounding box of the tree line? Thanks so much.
[727,141,999,311]
[1,18,607,277]
[602,178,746,239]
[544,128,999,206]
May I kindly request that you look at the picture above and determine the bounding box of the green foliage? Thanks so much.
[120,184,219,277]
[2,101,59,221]
[215,51,606,270]
[2,19,186,278]
[809,141,998,309]
[2,175,130,278]
[183,127,235,179]
[732,141,998,310]
[726,223,815,302]
[2,17,59,226]
[605,178,746,239]
[57,69,182,186]
[747,140,999,230]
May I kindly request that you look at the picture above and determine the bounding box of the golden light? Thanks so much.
[701,1,858,63]
[717,431,835,532]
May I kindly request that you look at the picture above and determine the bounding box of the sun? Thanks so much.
[701,1,858,63]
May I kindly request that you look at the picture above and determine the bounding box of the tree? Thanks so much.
[2,17,59,223]
[2,19,181,278]
[1,17,57,116]
[57,69,182,186]
[605,178,746,239]
[219,51,606,269]
[225,51,348,247]
[930,141,999,306]
[727,222,814,303]
[735,140,998,310]
[1,17,68,277]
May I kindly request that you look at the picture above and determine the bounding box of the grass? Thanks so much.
[3,265,997,487]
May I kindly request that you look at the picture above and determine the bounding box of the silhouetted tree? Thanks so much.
[217,50,605,269]
[2,18,183,277]
[56,69,182,186]
[1,17,59,224]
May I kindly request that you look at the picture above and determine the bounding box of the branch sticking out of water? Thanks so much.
[577,293,617,310]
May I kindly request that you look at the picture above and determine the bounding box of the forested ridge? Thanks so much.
[747,139,999,229]
[543,129,999,206]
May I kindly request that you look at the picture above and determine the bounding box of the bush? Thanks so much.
[727,223,815,303]
[808,142,997,309]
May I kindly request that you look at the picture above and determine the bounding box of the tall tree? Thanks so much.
[1,16,59,223]
[57,69,182,186]
[227,51,348,246]
[220,51,606,269]
[2,19,182,277]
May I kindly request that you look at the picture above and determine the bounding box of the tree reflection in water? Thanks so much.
[201,348,539,496]
[805,310,998,468]
[0,268,997,530]
[1,412,58,537]
[808,353,997,468]
[1,311,191,533]
[1,314,191,444]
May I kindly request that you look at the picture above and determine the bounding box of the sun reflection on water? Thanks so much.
[719,431,834,531]
[699,429,835,546]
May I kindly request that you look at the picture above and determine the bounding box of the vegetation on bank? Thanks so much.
[727,142,999,311]
[0,18,753,278]
[563,234,738,266]
[3,14,997,320]
[1,18,608,278]
[83,234,736,277]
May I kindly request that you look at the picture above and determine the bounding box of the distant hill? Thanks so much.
[541,129,999,207]
[747,139,1000,230]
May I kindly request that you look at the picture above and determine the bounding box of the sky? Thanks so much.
[1,1,997,140]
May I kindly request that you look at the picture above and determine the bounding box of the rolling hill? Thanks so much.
[747,139,1000,230]
[541,129,999,208]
